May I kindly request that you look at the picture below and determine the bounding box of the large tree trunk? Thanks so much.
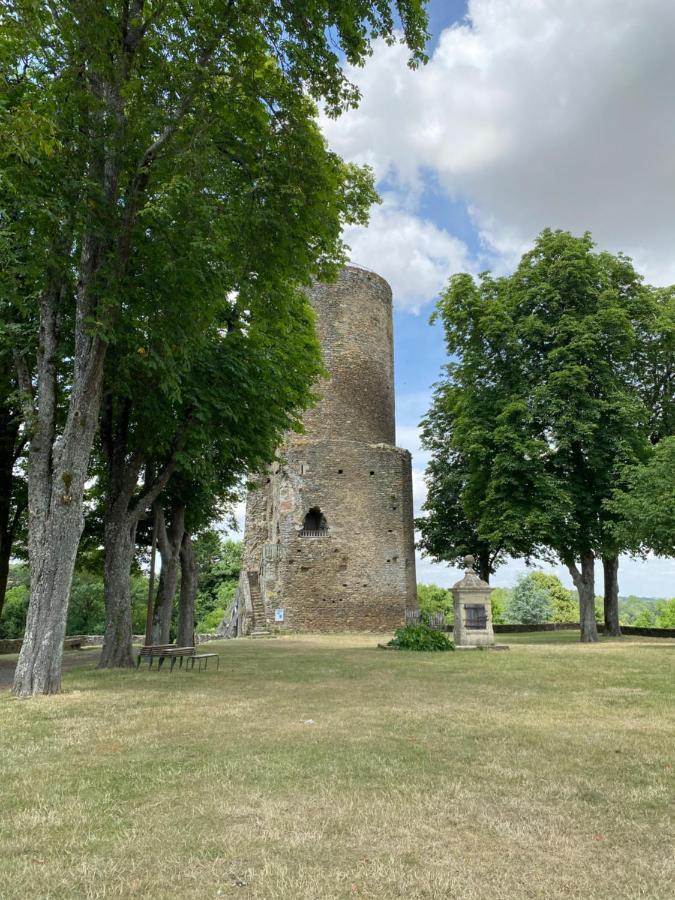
[477,549,491,584]
[98,510,138,668]
[13,308,106,695]
[154,504,185,644]
[176,531,198,647]
[567,551,599,642]
[602,555,622,637]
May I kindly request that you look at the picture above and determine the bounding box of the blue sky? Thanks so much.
[320,0,675,596]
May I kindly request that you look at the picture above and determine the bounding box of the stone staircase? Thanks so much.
[247,572,273,638]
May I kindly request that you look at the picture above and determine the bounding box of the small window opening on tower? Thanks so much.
[300,507,329,537]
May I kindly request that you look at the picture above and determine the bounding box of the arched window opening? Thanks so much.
[301,507,328,537]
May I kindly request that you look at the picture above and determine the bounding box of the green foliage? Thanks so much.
[424,229,675,645]
[417,381,507,580]
[416,583,453,621]
[0,584,29,639]
[0,564,150,639]
[655,598,675,628]
[618,596,660,625]
[633,607,657,627]
[194,535,241,625]
[388,623,455,652]
[196,607,227,634]
[527,572,579,623]
[490,588,510,625]
[606,437,675,557]
[504,574,553,625]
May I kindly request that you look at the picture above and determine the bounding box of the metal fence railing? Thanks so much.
[405,609,449,632]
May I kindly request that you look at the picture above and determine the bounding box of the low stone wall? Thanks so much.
[494,623,579,633]
[493,623,675,638]
[614,625,675,638]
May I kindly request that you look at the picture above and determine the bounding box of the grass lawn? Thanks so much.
[1,633,673,899]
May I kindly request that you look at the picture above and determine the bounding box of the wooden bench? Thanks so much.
[63,636,85,650]
[185,653,220,672]
[136,645,220,672]
[136,645,196,671]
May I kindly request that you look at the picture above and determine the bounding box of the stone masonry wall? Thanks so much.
[301,267,395,446]
[242,265,416,632]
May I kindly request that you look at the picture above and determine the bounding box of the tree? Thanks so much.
[416,583,453,621]
[97,282,324,666]
[504,574,552,625]
[527,572,578,623]
[432,231,652,641]
[6,1,429,695]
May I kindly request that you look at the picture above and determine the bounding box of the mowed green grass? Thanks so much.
[1,634,673,899]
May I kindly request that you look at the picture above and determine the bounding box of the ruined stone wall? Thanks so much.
[241,265,416,632]
[261,441,415,631]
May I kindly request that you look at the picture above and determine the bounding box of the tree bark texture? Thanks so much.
[567,551,599,642]
[177,531,198,647]
[98,511,138,668]
[602,555,622,637]
[13,287,107,695]
[154,504,185,644]
[478,549,491,584]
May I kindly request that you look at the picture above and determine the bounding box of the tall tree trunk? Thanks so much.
[12,298,106,695]
[154,504,185,644]
[98,510,138,668]
[602,555,622,637]
[177,531,198,647]
[477,549,491,584]
[567,551,599,642]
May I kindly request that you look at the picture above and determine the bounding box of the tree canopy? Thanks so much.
[424,230,660,641]
[4,0,430,695]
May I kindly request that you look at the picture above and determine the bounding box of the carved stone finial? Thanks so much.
[463,554,475,571]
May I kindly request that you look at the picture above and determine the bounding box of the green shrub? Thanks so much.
[0,584,29,639]
[196,607,226,634]
[388,623,454,652]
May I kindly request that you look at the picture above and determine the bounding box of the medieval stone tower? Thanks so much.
[240,265,417,632]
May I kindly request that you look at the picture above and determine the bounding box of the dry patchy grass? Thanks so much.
[1,633,673,899]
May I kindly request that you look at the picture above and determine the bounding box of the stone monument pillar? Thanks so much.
[452,555,496,647]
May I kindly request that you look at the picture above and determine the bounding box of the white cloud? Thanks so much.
[344,195,471,311]
[324,0,675,284]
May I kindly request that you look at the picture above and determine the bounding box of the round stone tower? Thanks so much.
[240,266,417,633]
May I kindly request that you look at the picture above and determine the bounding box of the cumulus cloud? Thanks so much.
[324,0,675,284]
[344,195,471,311]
